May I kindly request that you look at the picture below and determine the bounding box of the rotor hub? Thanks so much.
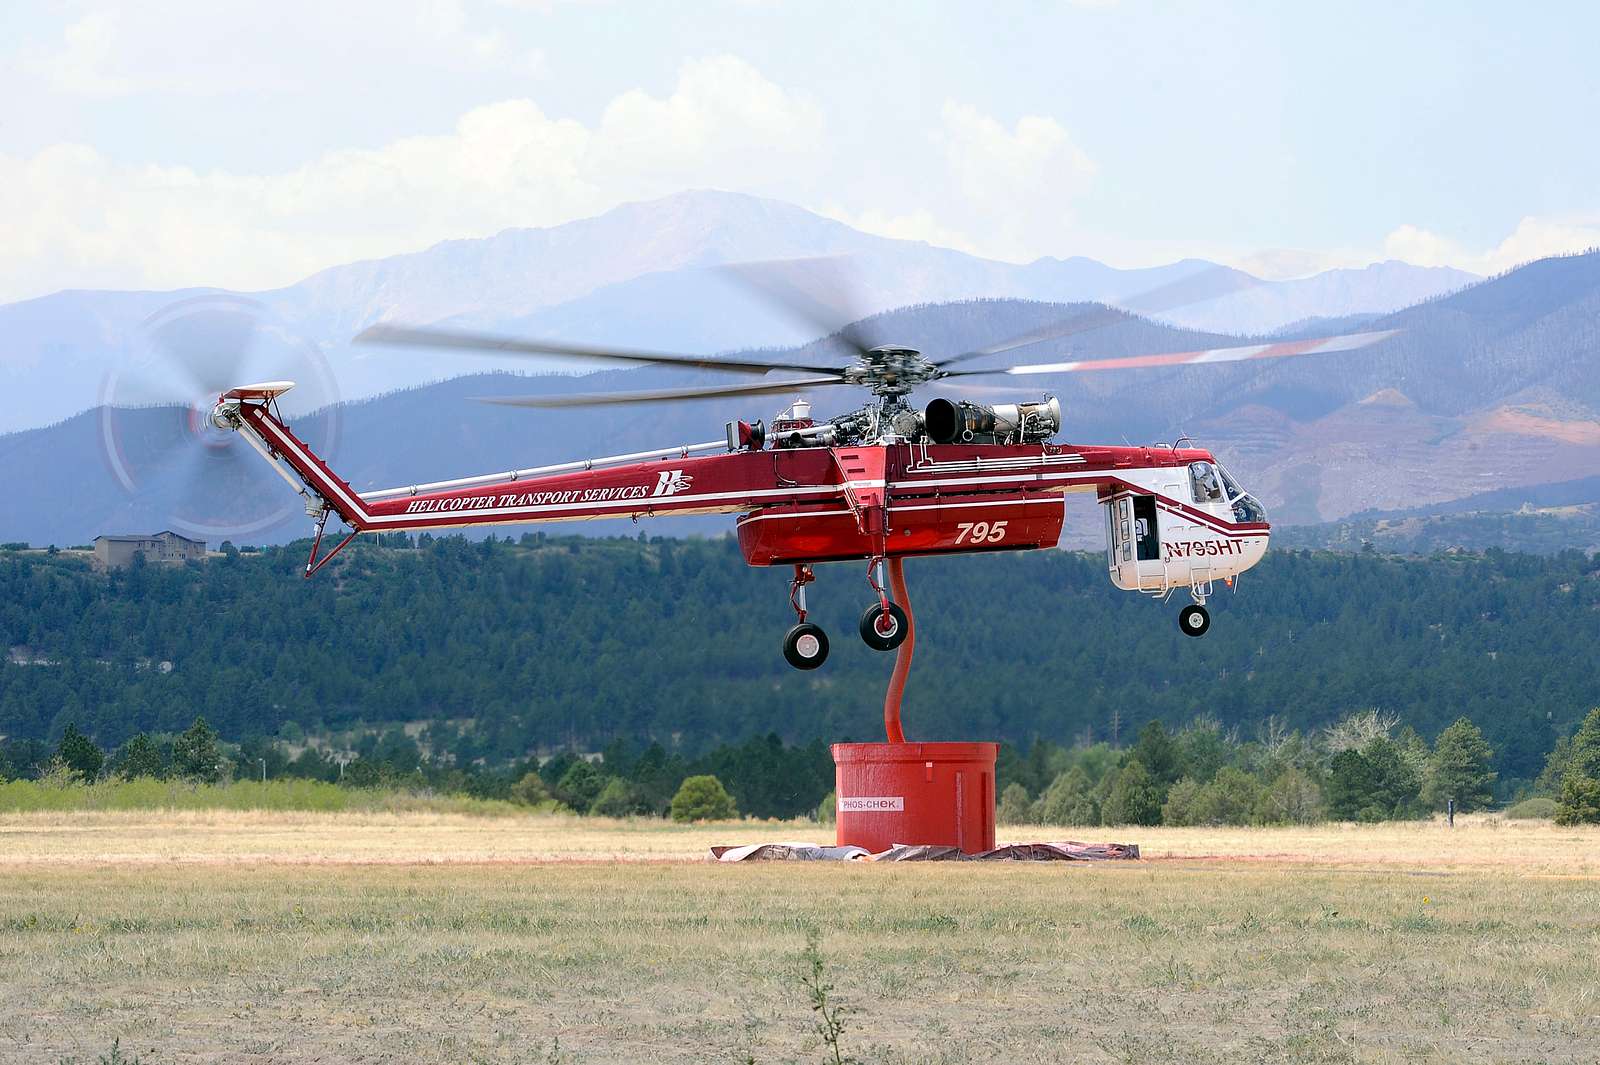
[841,345,941,399]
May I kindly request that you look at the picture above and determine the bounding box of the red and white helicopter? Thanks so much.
[201,273,1391,670]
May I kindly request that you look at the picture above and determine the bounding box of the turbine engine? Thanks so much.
[924,396,1061,444]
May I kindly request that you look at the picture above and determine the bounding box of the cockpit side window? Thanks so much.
[1189,461,1225,505]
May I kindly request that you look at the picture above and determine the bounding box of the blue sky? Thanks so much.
[2,1,1597,302]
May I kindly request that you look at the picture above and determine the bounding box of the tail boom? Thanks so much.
[227,399,826,537]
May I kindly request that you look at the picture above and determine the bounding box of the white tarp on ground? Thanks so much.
[709,841,1140,862]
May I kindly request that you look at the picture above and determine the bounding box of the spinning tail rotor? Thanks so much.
[98,295,341,540]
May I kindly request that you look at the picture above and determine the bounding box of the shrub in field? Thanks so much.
[588,777,638,817]
[1162,768,1260,826]
[1033,765,1099,826]
[1504,796,1558,819]
[1198,767,1262,825]
[1160,778,1206,826]
[816,791,836,823]
[1326,738,1422,822]
[509,771,551,806]
[1101,759,1162,826]
[1254,767,1325,825]
[996,782,1033,825]
[669,774,737,822]
[1423,717,1497,812]
[555,760,605,811]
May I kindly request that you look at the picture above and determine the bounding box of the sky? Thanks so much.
[3,0,1599,304]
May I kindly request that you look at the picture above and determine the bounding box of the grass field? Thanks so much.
[2,813,1598,1064]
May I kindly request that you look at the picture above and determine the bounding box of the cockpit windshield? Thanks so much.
[1230,493,1266,523]
[1189,460,1267,523]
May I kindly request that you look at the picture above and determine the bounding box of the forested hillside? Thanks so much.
[2,537,1597,784]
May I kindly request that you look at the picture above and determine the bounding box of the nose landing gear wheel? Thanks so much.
[1178,604,1211,637]
[784,623,830,670]
[859,602,909,651]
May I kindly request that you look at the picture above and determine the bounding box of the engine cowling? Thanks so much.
[924,397,1061,444]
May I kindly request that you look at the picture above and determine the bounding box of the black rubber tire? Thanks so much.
[783,623,830,670]
[858,601,910,651]
[1178,604,1211,637]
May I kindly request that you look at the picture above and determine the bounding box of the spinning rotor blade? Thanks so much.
[942,329,1398,379]
[474,374,848,409]
[99,294,342,539]
[934,264,1261,370]
[355,323,845,376]
[715,257,875,357]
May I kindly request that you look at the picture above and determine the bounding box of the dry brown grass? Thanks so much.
[2,812,1598,1064]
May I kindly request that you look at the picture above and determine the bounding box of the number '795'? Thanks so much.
[954,521,1007,544]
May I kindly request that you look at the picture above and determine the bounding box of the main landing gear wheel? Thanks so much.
[1178,604,1211,637]
[859,602,909,651]
[784,623,830,670]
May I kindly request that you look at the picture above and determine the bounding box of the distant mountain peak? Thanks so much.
[1358,388,1416,408]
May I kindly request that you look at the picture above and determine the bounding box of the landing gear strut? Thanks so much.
[783,564,829,669]
[859,556,909,652]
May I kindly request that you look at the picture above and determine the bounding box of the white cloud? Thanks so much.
[16,1,541,100]
[590,55,824,185]
[939,101,1095,205]
[0,56,826,302]
[932,101,1096,261]
[827,102,1099,265]
[1383,216,1600,276]
[24,9,131,97]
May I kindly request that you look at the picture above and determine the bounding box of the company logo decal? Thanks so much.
[652,469,694,497]
[838,795,904,812]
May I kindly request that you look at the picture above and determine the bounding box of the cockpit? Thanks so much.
[1188,460,1267,524]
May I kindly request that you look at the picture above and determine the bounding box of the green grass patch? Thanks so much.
[1504,796,1559,819]
[0,777,524,816]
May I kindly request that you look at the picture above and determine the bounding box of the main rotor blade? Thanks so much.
[356,323,847,376]
[942,329,1398,379]
[716,257,875,357]
[934,264,1260,370]
[473,375,848,409]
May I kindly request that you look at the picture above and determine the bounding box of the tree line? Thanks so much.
[1,717,827,823]
[2,536,1598,800]
[995,707,1600,827]
[8,705,1599,826]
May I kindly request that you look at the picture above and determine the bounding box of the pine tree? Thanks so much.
[1101,759,1162,826]
[56,724,103,782]
[1423,717,1497,812]
[115,734,166,780]
[172,717,223,782]
[1555,708,1600,825]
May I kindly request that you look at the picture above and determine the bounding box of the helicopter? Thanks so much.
[197,263,1392,670]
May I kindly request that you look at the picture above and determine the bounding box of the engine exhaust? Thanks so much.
[924,396,1061,444]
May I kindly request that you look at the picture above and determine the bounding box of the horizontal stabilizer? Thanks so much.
[220,381,296,401]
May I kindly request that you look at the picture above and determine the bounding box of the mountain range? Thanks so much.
[0,190,1474,434]
[7,189,1599,550]
[4,245,1599,549]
